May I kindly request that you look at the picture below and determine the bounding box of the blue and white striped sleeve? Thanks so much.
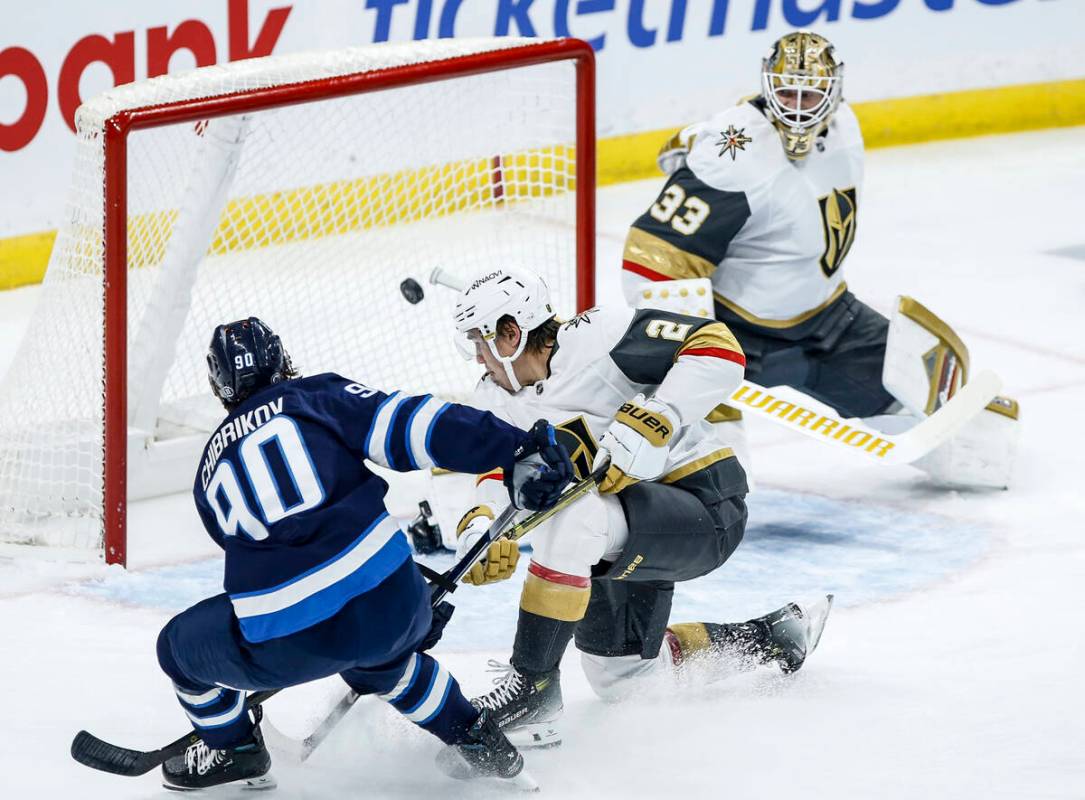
[323,376,529,475]
[364,393,451,471]
[415,400,532,476]
[365,395,530,475]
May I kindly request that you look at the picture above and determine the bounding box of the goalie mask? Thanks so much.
[453,268,555,393]
[207,317,295,408]
[761,31,844,160]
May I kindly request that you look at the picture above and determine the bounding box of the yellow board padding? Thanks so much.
[0,145,576,289]
[0,230,56,291]
[207,146,575,259]
[599,77,1085,185]
[3,77,1084,292]
[855,77,1085,149]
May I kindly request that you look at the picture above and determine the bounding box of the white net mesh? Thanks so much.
[0,39,586,555]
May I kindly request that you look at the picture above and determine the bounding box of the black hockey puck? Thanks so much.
[400,278,424,305]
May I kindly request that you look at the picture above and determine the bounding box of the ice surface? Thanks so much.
[1,126,1084,798]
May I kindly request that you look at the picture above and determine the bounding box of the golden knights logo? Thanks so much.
[715,125,752,161]
[817,187,858,277]
[562,309,596,330]
[554,416,598,480]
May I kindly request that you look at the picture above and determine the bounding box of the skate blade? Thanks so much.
[801,594,834,655]
[162,774,277,794]
[242,774,278,791]
[509,767,541,792]
[506,722,561,750]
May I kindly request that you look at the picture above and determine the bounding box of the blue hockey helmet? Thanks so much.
[207,317,294,407]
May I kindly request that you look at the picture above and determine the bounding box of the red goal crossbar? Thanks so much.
[100,39,596,565]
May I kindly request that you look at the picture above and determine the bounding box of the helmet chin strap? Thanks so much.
[486,335,529,393]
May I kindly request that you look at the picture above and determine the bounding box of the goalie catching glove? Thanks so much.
[597,395,676,494]
[657,128,696,175]
[455,506,520,586]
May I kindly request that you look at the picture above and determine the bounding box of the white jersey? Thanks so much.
[468,305,746,489]
[623,98,864,326]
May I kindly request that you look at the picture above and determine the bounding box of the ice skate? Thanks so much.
[753,594,834,674]
[470,660,563,749]
[436,709,538,791]
[161,725,274,793]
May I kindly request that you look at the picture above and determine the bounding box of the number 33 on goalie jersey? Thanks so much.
[622,99,864,326]
[192,372,530,644]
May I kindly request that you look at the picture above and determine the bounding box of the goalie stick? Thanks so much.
[70,459,609,776]
[730,371,1001,465]
[413,267,1002,466]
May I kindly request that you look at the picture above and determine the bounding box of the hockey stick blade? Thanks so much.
[71,729,200,777]
[72,690,277,776]
[887,370,1002,462]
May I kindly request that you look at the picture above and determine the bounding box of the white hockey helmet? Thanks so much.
[453,267,555,392]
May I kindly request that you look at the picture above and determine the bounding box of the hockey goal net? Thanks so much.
[0,38,595,565]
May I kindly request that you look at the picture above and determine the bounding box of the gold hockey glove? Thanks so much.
[455,505,521,586]
[598,396,676,494]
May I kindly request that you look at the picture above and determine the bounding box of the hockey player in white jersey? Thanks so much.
[622,31,1018,488]
[447,267,831,748]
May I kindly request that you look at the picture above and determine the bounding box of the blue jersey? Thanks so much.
[193,373,528,645]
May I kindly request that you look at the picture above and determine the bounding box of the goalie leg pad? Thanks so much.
[881,295,1019,487]
[882,295,971,418]
[913,396,1020,489]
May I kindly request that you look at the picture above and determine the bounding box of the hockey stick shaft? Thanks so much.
[431,456,610,606]
[284,460,610,761]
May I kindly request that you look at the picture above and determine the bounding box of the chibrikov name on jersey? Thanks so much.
[199,396,285,492]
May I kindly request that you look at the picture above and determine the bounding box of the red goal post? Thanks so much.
[0,38,596,566]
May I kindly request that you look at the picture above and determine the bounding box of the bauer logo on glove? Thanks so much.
[616,402,673,445]
[598,396,677,494]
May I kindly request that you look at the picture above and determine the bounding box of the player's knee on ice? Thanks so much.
[580,651,676,702]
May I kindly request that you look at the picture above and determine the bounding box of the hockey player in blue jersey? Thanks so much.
[155,317,573,791]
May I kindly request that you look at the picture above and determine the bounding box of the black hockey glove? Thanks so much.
[505,419,574,511]
[419,601,456,652]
